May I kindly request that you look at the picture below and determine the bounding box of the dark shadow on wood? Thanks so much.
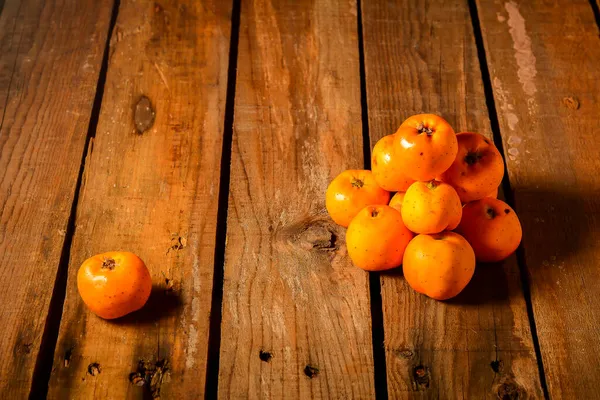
[357,0,389,398]
[108,284,182,326]
[204,0,241,398]
[467,0,550,398]
[28,0,121,398]
[448,262,509,306]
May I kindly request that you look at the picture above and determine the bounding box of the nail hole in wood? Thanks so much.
[87,362,101,376]
[304,365,319,378]
[259,350,272,362]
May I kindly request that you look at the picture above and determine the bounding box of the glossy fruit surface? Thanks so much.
[326,170,390,227]
[401,181,462,234]
[458,198,522,262]
[77,251,152,319]
[394,114,458,181]
[440,132,504,203]
[403,231,475,300]
[346,205,414,271]
[372,134,415,192]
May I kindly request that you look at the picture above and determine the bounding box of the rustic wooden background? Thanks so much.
[1,0,600,398]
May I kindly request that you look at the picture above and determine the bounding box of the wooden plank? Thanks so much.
[361,0,543,398]
[476,0,600,397]
[0,0,113,396]
[47,0,231,398]
[217,0,375,397]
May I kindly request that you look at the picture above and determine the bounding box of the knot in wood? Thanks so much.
[134,96,156,134]
[495,377,525,400]
[395,348,414,359]
[412,365,430,390]
[562,96,580,110]
[299,224,337,251]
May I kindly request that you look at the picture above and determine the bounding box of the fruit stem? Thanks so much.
[485,207,496,219]
[416,123,434,136]
[351,177,364,188]
[426,180,439,190]
[102,258,116,270]
[370,209,379,218]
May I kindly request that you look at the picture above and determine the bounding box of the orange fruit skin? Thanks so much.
[401,181,462,234]
[388,192,405,211]
[77,251,152,319]
[346,205,414,271]
[394,114,458,181]
[440,132,504,203]
[372,134,415,191]
[403,231,476,300]
[458,198,522,262]
[487,187,498,198]
[326,169,390,227]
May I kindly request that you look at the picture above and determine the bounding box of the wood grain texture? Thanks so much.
[477,0,600,397]
[47,0,231,398]
[0,0,113,396]
[361,0,543,398]
[218,0,375,398]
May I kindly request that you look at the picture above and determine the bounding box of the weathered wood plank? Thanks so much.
[0,0,113,396]
[47,0,231,398]
[218,0,375,397]
[477,0,600,397]
[361,0,543,397]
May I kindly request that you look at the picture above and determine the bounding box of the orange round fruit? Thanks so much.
[401,181,462,234]
[458,198,522,262]
[388,192,405,211]
[394,114,458,181]
[440,132,504,203]
[403,231,476,300]
[346,205,414,271]
[372,134,415,191]
[77,251,152,319]
[326,170,390,227]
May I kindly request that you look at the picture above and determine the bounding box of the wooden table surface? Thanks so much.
[1,0,600,398]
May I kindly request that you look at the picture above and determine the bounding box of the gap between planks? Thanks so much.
[27,0,121,397]
[204,0,242,398]
[356,0,389,399]
[467,0,550,398]
[590,0,600,31]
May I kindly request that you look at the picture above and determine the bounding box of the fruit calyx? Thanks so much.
[351,177,364,188]
[465,151,483,165]
[102,258,117,270]
[416,123,434,135]
[370,208,380,218]
[426,180,440,190]
[485,207,496,219]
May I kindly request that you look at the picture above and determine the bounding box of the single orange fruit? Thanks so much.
[440,132,504,203]
[346,205,414,271]
[77,251,152,319]
[394,114,458,181]
[458,198,522,262]
[326,169,389,227]
[403,231,476,300]
[401,180,462,234]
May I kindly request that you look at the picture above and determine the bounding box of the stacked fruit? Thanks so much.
[326,114,522,300]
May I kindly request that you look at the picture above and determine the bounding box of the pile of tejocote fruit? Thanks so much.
[326,114,522,301]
